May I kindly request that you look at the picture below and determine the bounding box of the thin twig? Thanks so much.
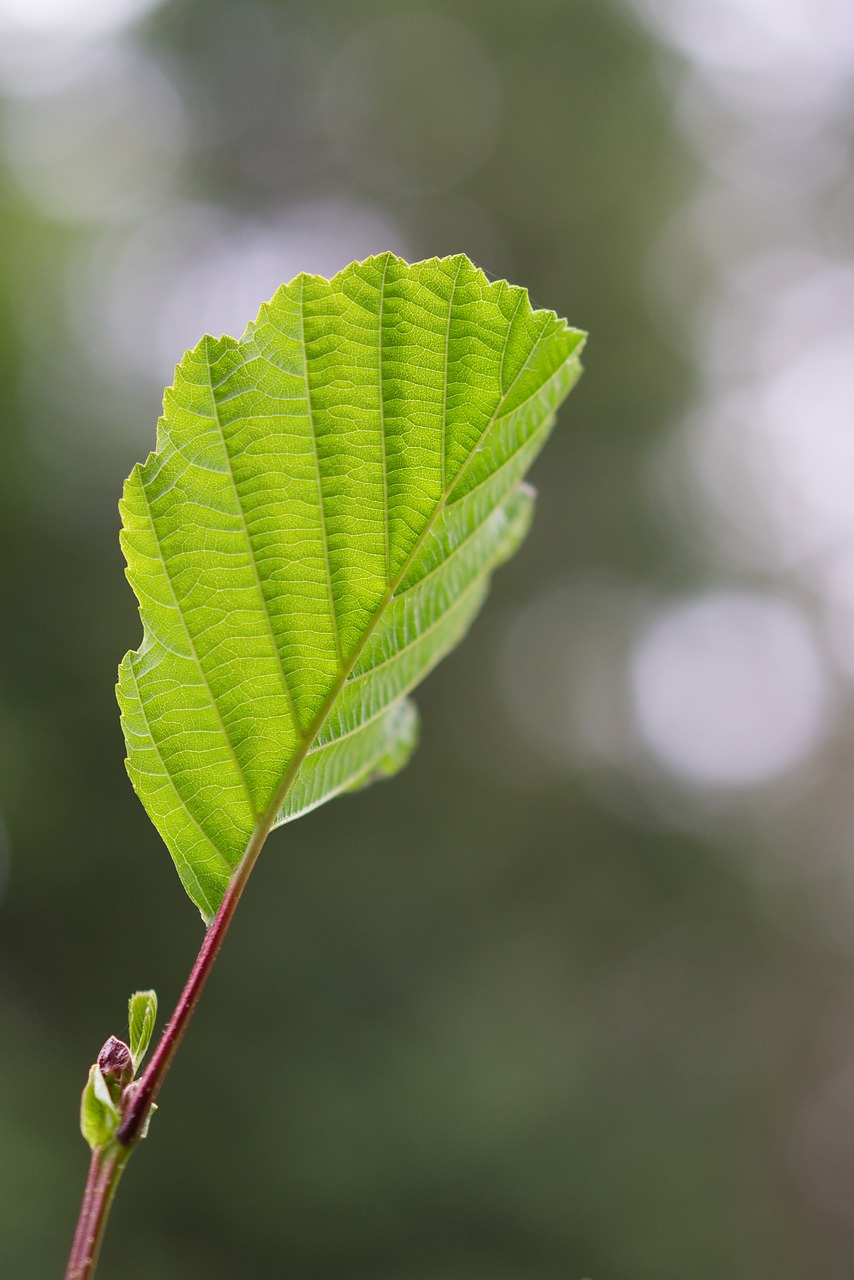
[63,834,263,1280]
[64,1146,128,1280]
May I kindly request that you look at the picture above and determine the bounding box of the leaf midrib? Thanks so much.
[310,574,487,753]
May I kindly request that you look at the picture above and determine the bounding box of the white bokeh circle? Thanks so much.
[630,591,829,786]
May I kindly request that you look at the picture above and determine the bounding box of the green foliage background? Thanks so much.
[0,1,851,1277]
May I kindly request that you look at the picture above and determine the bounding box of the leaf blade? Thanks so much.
[119,254,584,919]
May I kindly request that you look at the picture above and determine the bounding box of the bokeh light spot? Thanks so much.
[73,199,411,386]
[0,0,161,35]
[1,47,185,221]
[630,591,829,786]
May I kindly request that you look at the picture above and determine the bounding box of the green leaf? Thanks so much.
[80,1065,120,1150]
[127,990,158,1073]
[118,253,584,921]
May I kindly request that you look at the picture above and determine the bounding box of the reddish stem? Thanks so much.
[64,1147,128,1280]
[117,869,245,1145]
[64,841,261,1280]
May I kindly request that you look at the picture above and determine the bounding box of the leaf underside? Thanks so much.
[118,253,585,922]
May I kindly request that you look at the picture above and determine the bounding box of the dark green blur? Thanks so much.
[0,1,851,1277]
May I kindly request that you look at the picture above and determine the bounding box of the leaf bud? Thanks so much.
[98,1035,134,1095]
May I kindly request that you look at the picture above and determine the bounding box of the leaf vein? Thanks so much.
[125,656,231,894]
[300,276,342,667]
[203,336,303,739]
[136,475,260,819]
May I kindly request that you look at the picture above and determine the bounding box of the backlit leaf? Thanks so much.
[118,254,584,921]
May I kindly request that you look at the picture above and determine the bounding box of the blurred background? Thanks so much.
[1,0,853,1276]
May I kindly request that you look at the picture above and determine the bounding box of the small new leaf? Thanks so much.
[128,990,158,1073]
[80,1065,120,1151]
[118,254,585,921]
